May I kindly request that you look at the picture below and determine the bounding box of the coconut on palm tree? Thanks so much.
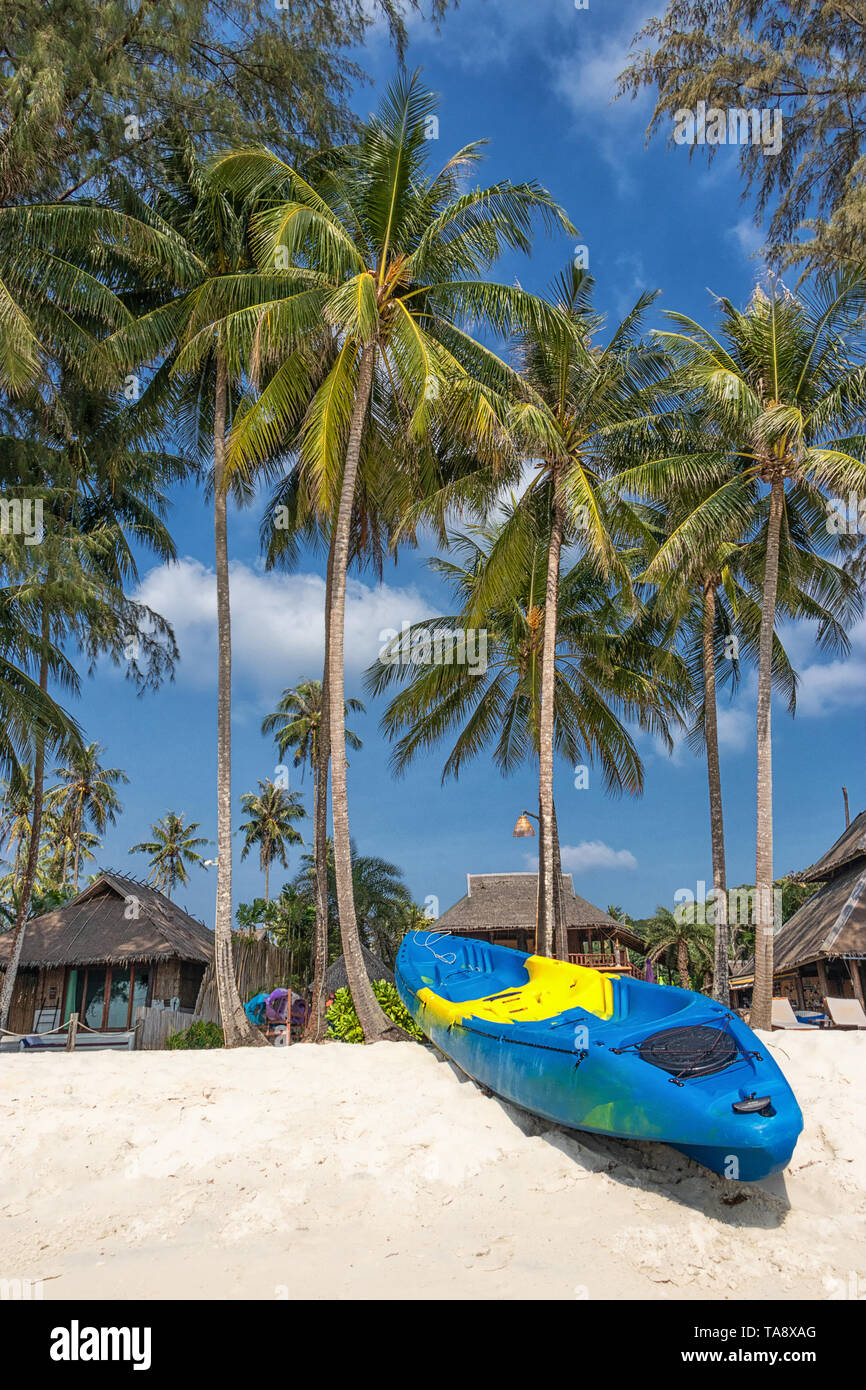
[129,812,208,899]
[213,73,574,1038]
[239,779,306,901]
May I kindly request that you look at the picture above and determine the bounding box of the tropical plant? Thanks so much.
[0,0,447,388]
[326,980,424,1044]
[620,274,866,1027]
[290,838,418,969]
[53,742,127,890]
[166,1018,225,1050]
[212,72,573,1037]
[239,779,306,900]
[129,812,209,899]
[643,903,715,991]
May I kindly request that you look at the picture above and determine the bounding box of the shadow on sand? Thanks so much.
[430,1047,792,1230]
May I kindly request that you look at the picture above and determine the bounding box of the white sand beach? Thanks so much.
[2,1032,864,1301]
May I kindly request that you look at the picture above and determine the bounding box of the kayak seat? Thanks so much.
[417,953,618,1028]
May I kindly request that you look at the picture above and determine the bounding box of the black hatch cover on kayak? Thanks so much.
[638,1025,738,1078]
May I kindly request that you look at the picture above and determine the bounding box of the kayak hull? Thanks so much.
[396,933,802,1182]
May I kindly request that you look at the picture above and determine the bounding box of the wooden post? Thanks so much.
[816,958,830,1014]
[847,959,866,1011]
[843,786,850,828]
[65,1011,79,1052]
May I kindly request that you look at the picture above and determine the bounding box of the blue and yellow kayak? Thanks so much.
[395,932,802,1181]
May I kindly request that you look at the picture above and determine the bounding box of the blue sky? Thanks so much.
[75,0,864,924]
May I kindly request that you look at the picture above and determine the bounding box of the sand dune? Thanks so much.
[1,1032,863,1300]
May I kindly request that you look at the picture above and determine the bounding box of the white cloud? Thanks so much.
[134,558,436,694]
[716,705,752,752]
[795,654,866,717]
[555,840,638,873]
[727,216,766,264]
[777,613,866,718]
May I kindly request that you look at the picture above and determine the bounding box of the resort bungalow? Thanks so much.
[0,872,216,1036]
[433,872,644,973]
[730,810,866,1012]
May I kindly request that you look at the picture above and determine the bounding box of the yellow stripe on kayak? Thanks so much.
[417,953,619,1028]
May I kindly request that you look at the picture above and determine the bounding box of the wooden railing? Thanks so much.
[569,952,622,969]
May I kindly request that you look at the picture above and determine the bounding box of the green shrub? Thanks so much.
[326,979,425,1044]
[166,1018,224,1050]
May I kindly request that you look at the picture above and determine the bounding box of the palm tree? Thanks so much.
[638,481,856,1004]
[239,779,306,900]
[0,764,35,883]
[492,266,667,956]
[262,679,363,777]
[214,72,573,1037]
[261,678,364,1037]
[106,140,273,1045]
[0,379,180,1026]
[350,850,415,967]
[643,904,715,992]
[624,274,866,1027]
[53,742,127,890]
[129,812,208,900]
[292,837,415,969]
[369,512,686,959]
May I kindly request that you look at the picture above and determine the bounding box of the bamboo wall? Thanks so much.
[193,935,292,1026]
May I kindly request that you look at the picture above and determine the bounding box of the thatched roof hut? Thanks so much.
[0,871,290,1039]
[797,808,866,884]
[730,811,866,1011]
[324,946,394,992]
[0,871,214,971]
[433,872,644,972]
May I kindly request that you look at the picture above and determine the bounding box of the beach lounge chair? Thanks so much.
[823,997,866,1030]
[771,997,815,1030]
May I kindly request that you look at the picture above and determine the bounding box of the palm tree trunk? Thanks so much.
[752,478,785,1032]
[73,803,82,892]
[213,350,265,1048]
[0,604,49,1032]
[538,475,563,958]
[702,581,729,1004]
[328,343,403,1041]
[551,801,569,961]
[304,530,336,1043]
[264,858,270,904]
[677,936,690,990]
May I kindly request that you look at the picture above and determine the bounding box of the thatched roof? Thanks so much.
[325,946,394,992]
[0,871,214,970]
[434,872,645,949]
[771,862,866,970]
[730,859,866,986]
[798,808,866,883]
